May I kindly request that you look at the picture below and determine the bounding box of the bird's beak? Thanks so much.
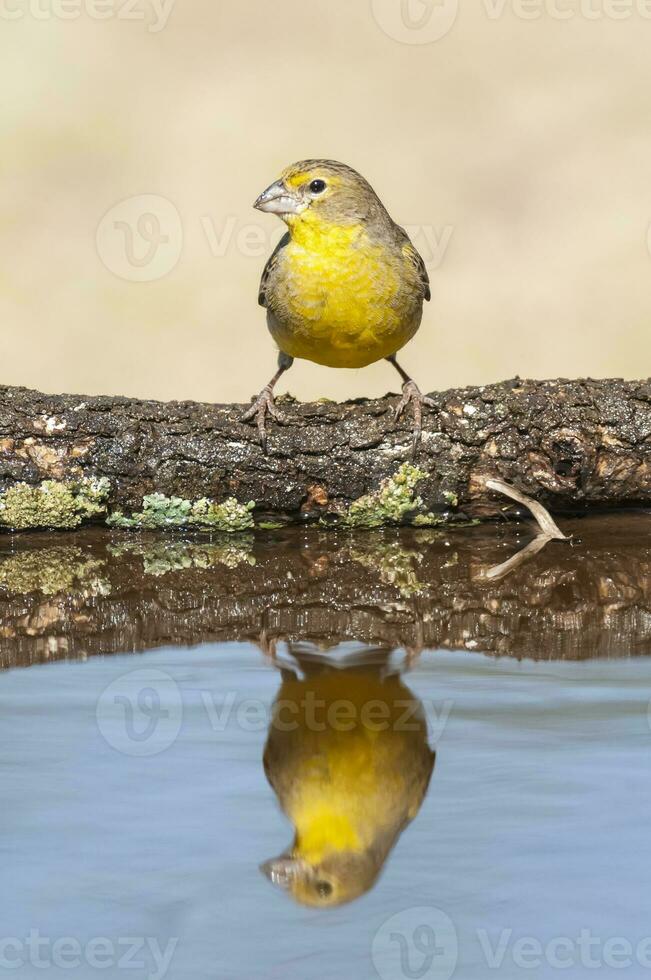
[260,855,307,889]
[253,180,303,216]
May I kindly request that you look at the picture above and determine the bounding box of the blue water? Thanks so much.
[1,645,650,980]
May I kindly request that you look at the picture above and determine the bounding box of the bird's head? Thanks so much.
[253,159,388,229]
[260,848,383,908]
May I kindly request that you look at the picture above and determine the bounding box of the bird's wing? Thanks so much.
[262,740,281,794]
[394,226,431,302]
[402,240,431,302]
[258,231,290,308]
[406,746,436,820]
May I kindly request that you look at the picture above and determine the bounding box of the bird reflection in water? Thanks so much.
[260,646,435,907]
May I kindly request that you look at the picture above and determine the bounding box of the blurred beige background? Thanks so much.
[1,0,650,404]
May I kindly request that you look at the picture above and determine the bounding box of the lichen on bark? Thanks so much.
[342,463,431,528]
[0,477,110,531]
[107,493,255,532]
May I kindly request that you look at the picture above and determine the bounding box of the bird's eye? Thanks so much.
[315,880,333,898]
[309,179,327,195]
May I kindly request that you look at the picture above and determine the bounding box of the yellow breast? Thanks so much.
[277,672,424,863]
[289,738,380,862]
[267,215,422,369]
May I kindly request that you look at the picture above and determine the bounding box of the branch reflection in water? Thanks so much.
[1,514,651,668]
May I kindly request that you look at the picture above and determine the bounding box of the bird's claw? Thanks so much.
[241,385,289,451]
[394,381,436,457]
[257,628,279,664]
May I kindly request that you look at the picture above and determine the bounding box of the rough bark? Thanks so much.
[1,516,650,669]
[1,378,651,523]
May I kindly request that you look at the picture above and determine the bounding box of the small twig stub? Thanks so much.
[484,478,569,541]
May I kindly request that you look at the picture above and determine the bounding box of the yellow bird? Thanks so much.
[260,650,436,907]
[243,160,434,454]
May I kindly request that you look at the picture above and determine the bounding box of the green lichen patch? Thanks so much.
[350,537,425,597]
[412,513,447,527]
[413,513,480,531]
[0,547,109,596]
[0,478,110,531]
[109,539,255,575]
[107,494,255,532]
[343,463,429,529]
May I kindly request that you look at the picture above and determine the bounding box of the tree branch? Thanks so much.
[1,377,651,527]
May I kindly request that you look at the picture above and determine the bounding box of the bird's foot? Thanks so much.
[257,628,279,664]
[394,380,436,457]
[241,385,289,451]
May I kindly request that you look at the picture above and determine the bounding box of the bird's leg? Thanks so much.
[241,352,294,451]
[387,355,436,456]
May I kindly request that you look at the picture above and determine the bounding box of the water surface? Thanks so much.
[1,516,650,979]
